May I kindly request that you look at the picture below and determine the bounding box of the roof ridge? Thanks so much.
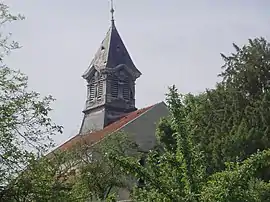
[52,104,157,153]
[82,104,156,148]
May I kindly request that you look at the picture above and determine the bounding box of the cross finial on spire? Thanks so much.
[110,0,115,25]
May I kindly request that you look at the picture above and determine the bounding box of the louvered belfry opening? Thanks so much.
[109,71,131,101]
[122,78,130,100]
[88,73,104,101]
[111,76,119,98]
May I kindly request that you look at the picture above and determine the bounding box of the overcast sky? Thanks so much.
[5,0,270,146]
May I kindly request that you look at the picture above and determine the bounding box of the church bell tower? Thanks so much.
[79,2,141,134]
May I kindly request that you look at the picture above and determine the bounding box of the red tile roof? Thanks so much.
[53,105,154,153]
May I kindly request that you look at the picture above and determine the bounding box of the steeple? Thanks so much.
[80,5,141,134]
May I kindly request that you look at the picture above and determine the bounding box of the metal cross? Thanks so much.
[110,0,115,22]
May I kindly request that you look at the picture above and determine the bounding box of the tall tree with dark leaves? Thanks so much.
[112,38,270,201]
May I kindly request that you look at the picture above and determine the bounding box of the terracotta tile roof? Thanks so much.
[53,104,155,153]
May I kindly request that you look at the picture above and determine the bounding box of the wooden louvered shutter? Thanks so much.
[111,78,118,98]
[89,83,95,101]
[123,81,130,100]
[97,81,103,99]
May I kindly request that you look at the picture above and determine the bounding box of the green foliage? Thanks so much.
[0,3,63,201]
[156,118,177,153]
[71,131,139,201]
[0,152,75,202]
[113,37,270,201]
[200,150,270,202]
[0,131,136,202]
[187,38,270,174]
[0,3,24,60]
[0,66,63,183]
[2,1,270,201]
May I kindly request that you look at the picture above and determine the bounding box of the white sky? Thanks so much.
[5,0,270,146]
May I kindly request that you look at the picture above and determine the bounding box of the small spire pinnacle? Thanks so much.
[110,0,115,25]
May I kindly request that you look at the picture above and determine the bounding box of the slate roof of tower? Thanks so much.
[52,104,155,153]
[82,22,141,79]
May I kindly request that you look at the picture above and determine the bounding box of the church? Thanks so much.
[54,4,169,154]
[53,4,169,200]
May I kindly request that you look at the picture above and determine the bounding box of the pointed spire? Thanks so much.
[110,0,115,26]
[82,0,141,80]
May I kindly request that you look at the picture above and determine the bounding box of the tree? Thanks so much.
[113,38,270,201]
[70,131,139,201]
[190,38,270,175]
[0,152,75,202]
[1,130,139,202]
[0,2,63,200]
